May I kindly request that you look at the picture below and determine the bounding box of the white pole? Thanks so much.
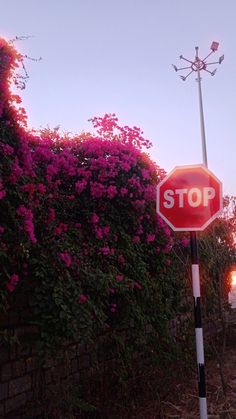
[196,46,208,167]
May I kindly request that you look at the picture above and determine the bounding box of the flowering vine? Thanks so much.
[0,37,187,350]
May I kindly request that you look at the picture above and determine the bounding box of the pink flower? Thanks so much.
[55,223,68,236]
[132,235,140,244]
[7,274,19,293]
[147,234,155,243]
[107,185,117,199]
[21,183,35,197]
[46,163,59,178]
[163,244,172,254]
[17,205,37,243]
[59,251,72,267]
[91,213,100,224]
[100,246,111,256]
[79,294,88,304]
[90,182,106,198]
[163,226,171,237]
[133,200,145,210]
[95,227,103,239]
[48,208,55,223]
[118,254,126,265]
[134,281,142,290]
[0,226,4,234]
[157,216,165,227]
[141,169,151,180]
[120,187,128,197]
[110,303,117,313]
[0,189,6,200]
[103,226,110,236]
[181,237,190,248]
[120,162,131,171]
[9,159,23,184]
[116,274,124,282]
[67,195,75,200]
[75,179,87,194]
[38,183,46,194]
[108,288,115,294]
[1,144,14,155]
[0,179,6,199]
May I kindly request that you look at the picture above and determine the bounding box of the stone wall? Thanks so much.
[0,322,93,419]
[0,305,225,418]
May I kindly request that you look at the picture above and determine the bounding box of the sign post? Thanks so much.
[170,41,224,419]
[157,164,223,419]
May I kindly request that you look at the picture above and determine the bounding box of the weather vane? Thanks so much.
[172,41,224,168]
[172,41,224,81]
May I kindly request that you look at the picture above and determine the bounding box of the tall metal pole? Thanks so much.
[195,47,208,167]
[194,47,207,419]
[172,42,224,419]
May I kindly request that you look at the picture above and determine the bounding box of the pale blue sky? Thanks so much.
[1,0,235,195]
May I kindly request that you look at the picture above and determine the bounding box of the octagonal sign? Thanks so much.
[156,165,223,231]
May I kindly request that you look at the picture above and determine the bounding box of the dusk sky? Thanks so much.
[1,0,235,195]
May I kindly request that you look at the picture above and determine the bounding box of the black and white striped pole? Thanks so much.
[191,230,207,417]
[172,42,224,419]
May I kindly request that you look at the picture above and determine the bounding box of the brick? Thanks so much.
[0,401,4,415]
[0,311,8,325]
[0,382,8,401]
[77,343,87,356]
[44,369,52,384]
[52,365,64,381]
[5,393,26,413]
[1,363,12,381]
[24,325,39,335]
[8,311,20,325]
[26,390,33,401]
[43,356,55,368]
[9,375,31,397]
[0,346,9,364]
[67,345,77,359]
[78,354,90,370]
[17,342,30,357]
[72,372,80,384]
[12,360,26,377]
[26,356,37,372]
[9,344,17,361]
[70,358,78,373]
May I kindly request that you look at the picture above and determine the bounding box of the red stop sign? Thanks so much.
[156,165,223,231]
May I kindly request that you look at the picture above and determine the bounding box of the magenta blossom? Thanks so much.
[79,294,88,304]
[147,234,155,243]
[132,236,140,244]
[38,183,46,194]
[181,237,190,248]
[110,303,117,313]
[7,274,19,293]
[91,213,100,224]
[59,251,72,267]
[17,205,37,243]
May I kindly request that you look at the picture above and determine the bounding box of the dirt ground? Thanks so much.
[135,345,236,419]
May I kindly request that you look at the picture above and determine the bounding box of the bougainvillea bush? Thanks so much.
[0,38,188,352]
